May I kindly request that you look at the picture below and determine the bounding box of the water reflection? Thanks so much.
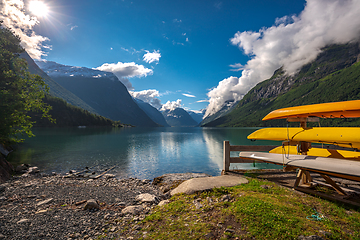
[8,127,281,179]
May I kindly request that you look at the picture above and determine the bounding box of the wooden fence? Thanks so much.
[223,140,276,172]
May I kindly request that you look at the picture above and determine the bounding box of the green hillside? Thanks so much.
[29,95,118,127]
[202,43,360,127]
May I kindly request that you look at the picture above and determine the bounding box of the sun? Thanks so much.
[29,1,49,17]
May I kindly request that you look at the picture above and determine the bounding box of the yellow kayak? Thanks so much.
[263,99,360,121]
[269,145,360,160]
[248,127,360,149]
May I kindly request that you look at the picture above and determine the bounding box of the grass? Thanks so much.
[140,178,360,240]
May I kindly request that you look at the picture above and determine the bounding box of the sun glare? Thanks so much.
[29,1,49,17]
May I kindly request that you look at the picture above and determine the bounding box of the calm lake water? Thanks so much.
[8,127,282,179]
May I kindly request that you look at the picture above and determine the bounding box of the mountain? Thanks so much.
[134,98,170,127]
[200,100,238,126]
[202,42,360,127]
[35,61,158,127]
[20,52,96,113]
[30,95,115,127]
[162,108,198,127]
[188,109,205,125]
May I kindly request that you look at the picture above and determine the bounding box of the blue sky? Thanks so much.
[2,0,360,115]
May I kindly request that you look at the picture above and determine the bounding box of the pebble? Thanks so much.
[84,199,100,210]
[122,205,144,215]
[158,200,170,206]
[135,193,159,204]
[0,172,173,239]
[17,218,31,224]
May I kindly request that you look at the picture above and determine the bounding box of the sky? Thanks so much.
[1,0,360,116]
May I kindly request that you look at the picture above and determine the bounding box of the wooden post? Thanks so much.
[223,141,230,172]
[320,174,347,196]
[294,169,303,188]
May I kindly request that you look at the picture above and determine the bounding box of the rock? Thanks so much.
[260,185,272,189]
[225,228,235,233]
[35,210,48,214]
[142,179,151,184]
[135,193,159,204]
[0,185,5,193]
[75,200,87,206]
[17,218,30,224]
[0,154,13,183]
[104,174,115,179]
[193,198,203,209]
[121,205,144,215]
[28,166,40,174]
[84,199,100,210]
[171,175,248,195]
[159,185,171,193]
[220,194,232,202]
[37,198,53,207]
[0,144,10,156]
[15,164,29,173]
[116,201,126,207]
[158,200,170,206]
[298,235,324,240]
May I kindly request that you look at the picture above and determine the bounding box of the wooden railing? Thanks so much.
[223,141,277,172]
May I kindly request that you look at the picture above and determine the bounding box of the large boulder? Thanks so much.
[0,145,14,183]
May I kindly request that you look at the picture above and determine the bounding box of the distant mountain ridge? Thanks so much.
[202,42,360,127]
[188,109,206,125]
[162,108,198,127]
[134,98,170,127]
[36,60,118,79]
[36,61,158,127]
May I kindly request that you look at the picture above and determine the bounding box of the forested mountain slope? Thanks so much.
[202,42,360,127]
[20,52,96,113]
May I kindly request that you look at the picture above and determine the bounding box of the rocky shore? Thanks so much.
[0,169,210,240]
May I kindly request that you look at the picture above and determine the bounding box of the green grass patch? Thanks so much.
[141,178,360,240]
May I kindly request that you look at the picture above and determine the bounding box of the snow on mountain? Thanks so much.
[35,60,118,80]
[161,108,198,127]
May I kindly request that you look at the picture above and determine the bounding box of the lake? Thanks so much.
[8,127,282,179]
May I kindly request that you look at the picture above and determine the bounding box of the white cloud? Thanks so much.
[143,50,161,64]
[196,99,209,103]
[161,99,182,111]
[0,0,50,59]
[95,62,153,89]
[229,63,245,72]
[182,93,196,98]
[205,0,360,118]
[70,25,78,31]
[130,89,162,109]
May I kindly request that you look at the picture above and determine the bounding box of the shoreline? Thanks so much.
[1,164,360,239]
[0,172,165,240]
[0,168,212,240]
